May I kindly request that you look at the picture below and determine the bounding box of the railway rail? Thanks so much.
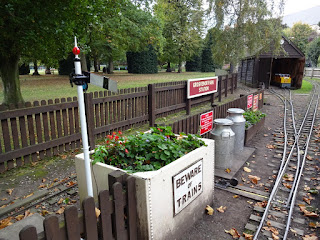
[250,83,319,239]
[0,175,79,223]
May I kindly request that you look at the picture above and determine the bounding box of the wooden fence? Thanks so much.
[304,67,320,78]
[0,74,237,173]
[16,170,137,240]
[168,89,264,138]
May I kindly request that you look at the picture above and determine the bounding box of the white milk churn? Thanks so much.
[226,108,246,152]
[210,119,235,169]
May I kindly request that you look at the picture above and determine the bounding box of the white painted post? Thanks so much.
[73,37,93,197]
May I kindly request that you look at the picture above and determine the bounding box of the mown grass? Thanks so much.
[0,71,215,103]
[293,77,320,94]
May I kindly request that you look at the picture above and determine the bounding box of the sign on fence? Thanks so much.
[187,77,218,99]
[247,94,253,109]
[253,95,259,112]
[173,159,203,215]
[200,111,213,135]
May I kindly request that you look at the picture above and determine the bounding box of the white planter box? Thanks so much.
[75,138,215,240]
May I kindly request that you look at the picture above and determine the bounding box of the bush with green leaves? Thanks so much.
[93,126,205,172]
[243,110,266,129]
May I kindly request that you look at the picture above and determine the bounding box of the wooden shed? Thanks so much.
[238,36,305,89]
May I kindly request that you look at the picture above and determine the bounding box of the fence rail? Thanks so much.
[304,67,320,78]
[15,170,137,240]
[0,74,237,173]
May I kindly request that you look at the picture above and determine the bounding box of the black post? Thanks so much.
[148,84,156,127]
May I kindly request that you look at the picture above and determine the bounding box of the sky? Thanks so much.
[283,0,320,15]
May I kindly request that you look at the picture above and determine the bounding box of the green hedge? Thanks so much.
[186,55,202,72]
[126,45,158,74]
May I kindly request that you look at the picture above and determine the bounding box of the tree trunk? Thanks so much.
[166,62,172,72]
[80,52,88,72]
[33,60,40,75]
[108,58,114,74]
[178,60,182,73]
[93,57,98,72]
[0,54,24,106]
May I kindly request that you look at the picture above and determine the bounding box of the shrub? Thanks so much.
[243,110,266,129]
[186,55,202,72]
[93,126,205,172]
[126,45,158,74]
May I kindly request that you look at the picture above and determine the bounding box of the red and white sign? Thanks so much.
[253,95,259,112]
[200,111,213,135]
[187,77,218,99]
[247,94,253,109]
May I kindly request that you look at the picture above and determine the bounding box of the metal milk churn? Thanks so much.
[226,108,246,152]
[210,119,235,169]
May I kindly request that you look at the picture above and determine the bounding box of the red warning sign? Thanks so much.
[200,111,213,135]
[247,94,253,109]
[253,95,259,112]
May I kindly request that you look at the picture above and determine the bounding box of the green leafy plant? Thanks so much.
[93,126,206,172]
[243,110,266,129]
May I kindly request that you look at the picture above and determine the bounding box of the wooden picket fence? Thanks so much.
[17,171,137,240]
[0,74,237,173]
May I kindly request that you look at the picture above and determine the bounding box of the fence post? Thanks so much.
[234,73,238,89]
[230,74,234,94]
[84,92,95,150]
[218,76,222,102]
[148,84,156,127]
[211,93,215,106]
[225,75,228,97]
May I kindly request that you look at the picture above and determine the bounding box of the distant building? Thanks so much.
[238,36,304,89]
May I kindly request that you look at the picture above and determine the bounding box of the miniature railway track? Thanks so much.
[0,175,78,222]
[247,84,319,240]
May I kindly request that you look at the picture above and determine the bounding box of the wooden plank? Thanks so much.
[73,97,81,148]
[126,176,138,240]
[67,98,75,150]
[148,84,156,127]
[64,206,81,240]
[83,197,98,240]
[55,99,64,153]
[34,101,45,159]
[218,76,222,102]
[44,215,62,240]
[41,100,51,157]
[99,92,105,137]
[92,91,147,105]
[49,99,58,155]
[215,185,267,201]
[19,114,30,165]
[113,182,126,240]
[19,225,37,240]
[61,98,69,151]
[25,102,37,162]
[94,92,100,139]
[99,190,113,240]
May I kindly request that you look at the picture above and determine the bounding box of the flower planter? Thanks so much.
[75,138,215,240]
[244,116,265,145]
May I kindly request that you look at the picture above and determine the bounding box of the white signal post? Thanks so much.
[73,37,93,197]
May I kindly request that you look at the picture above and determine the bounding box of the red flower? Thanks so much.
[125,149,129,154]
[115,136,119,141]
[106,140,109,144]
[107,135,113,140]
[112,132,116,136]
[118,131,122,135]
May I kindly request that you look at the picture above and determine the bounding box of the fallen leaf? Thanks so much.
[38,184,46,189]
[217,206,227,213]
[15,215,25,221]
[266,220,272,226]
[266,144,275,149]
[243,232,253,240]
[95,207,101,218]
[298,204,319,218]
[23,193,34,199]
[283,182,292,189]
[248,175,261,184]
[307,155,313,160]
[66,181,76,187]
[225,168,231,173]
[225,228,241,239]
[6,189,13,195]
[243,167,251,173]
[233,195,239,198]
[0,217,13,230]
[42,178,46,183]
[264,134,269,137]
[57,198,64,205]
[41,210,49,216]
[283,173,294,181]
[56,207,65,215]
[205,205,214,215]
[263,226,279,235]
[53,178,59,182]
[272,233,280,240]
[302,233,318,240]
[1,198,7,201]
[309,222,320,228]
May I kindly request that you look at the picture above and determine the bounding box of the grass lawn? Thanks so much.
[293,77,320,94]
[0,71,215,103]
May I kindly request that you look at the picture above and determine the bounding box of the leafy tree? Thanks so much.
[185,55,202,72]
[0,1,93,106]
[289,22,313,55]
[307,37,320,67]
[201,31,215,72]
[207,0,283,64]
[154,0,204,73]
